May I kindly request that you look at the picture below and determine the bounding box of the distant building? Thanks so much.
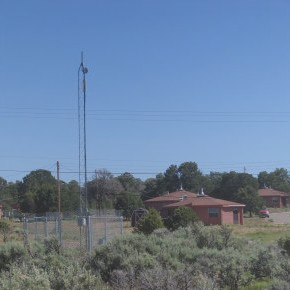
[258,188,290,208]
[144,189,245,225]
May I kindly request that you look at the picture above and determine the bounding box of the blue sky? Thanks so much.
[1,0,290,182]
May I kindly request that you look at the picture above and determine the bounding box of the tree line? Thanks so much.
[1,162,290,216]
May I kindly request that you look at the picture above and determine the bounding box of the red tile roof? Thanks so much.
[164,196,245,208]
[144,190,197,203]
[258,188,290,197]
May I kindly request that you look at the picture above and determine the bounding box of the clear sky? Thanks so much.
[1,0,290,183]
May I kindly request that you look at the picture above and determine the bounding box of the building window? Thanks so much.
[272,197,279,203]
[208,208,219,218]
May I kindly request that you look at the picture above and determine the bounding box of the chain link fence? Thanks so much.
[21,210,123,252]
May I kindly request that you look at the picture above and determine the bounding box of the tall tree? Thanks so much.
[202,171,224,195]
[178,162,203,191]
[142,178,158,200]
[258,168,290,192]
[117,172,144,193]
[115,191,143,219]
[164,165,180,192]
[87,169,123,209]
[233,186,264,216]
[59,180,79,212]
[214,171,259,201]
[19,170,57,213]
[0,178,19,209]
[142,173,167,200]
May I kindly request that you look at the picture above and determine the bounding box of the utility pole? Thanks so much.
[57,160,62,244]
[78,52,89,217]
[78,52,91,251]
[57,161,61,216]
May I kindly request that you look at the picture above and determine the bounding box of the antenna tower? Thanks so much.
[78,52,89,216]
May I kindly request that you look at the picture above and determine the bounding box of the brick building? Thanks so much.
[258,188,290,208]
[144,189,245,225]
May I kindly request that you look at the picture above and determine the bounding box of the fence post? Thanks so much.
[55,218,58,237]
[58,216,62,245]
[34,217,38,240]
[23,217,28,247]
[44,217,48,239]
[104,216,108,244]
[86,215,92,253]
[23,217,27,232]
[120,216,123,236]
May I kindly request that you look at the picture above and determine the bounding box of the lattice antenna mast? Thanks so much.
[78,52,89,216]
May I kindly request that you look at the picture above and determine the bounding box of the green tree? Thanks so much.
[115,191,143,219]
[163,165,180,192]
[141,178,158,200]
[117,173,144,193]
[165,206,199,231]
[60,180,79,211]
[258,168,290,192]
[233,186,264,217]
[0,177,7,191]
[19,170,57,213]
[135,208,164,235]
[178,162,203,191]
[0,178,20,210]
[141,173,167,200]
[202,171,224,195]
[214,171,259,201]
[87,169,123,209]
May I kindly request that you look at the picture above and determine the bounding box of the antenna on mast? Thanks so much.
[78,52,89,217]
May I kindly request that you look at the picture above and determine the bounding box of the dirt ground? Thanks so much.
[269,211,290,224]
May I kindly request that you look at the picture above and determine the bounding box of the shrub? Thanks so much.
[0,242,26,271]
[48,263,108,290]
[250,248,274,279]
[266,279,290,290]
[0,265,51,290]
[0,220,13,243]
[0,262,108,290]
[165,206,199,231]
[90,235,159,281]
[278,236,290,256]
[135,208,164,235]
[44,237,61,255]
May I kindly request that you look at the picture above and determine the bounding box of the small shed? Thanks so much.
[131,208,148,227]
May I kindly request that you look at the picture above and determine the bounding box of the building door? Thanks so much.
[233,208,239,224]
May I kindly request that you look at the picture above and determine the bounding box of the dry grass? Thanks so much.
[2,216,290,246]
[231,216,290,244]
[0,218,124,248]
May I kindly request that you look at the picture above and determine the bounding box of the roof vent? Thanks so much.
[179,182,184,191]
[179,194,188,201]
[197,188,206,197]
